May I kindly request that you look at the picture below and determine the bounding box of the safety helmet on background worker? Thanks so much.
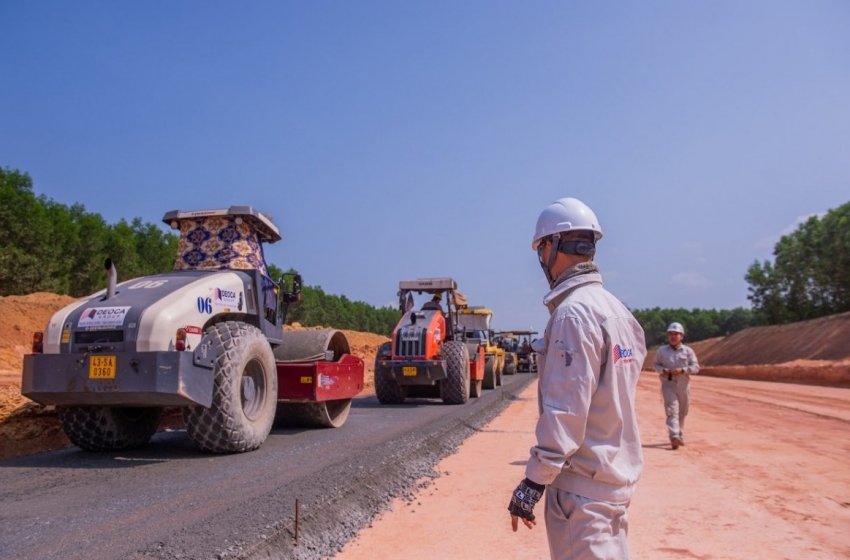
[667,322,685,335]
[531,197,603,251]
[432,293,442,301]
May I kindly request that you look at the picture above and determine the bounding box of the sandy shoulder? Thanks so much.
[335,373,850,559]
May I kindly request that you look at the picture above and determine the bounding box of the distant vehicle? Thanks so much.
[500,330,539,373]
[22,206,364,453]
[493,331,519,375]
[458,307,505,389]
[374,278,486,405]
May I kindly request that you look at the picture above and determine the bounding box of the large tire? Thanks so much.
[483,355,496,390]
[440,341,470,404]
[59,406,163,451]
[375,341,407,404]
[496,360,504,387]
[183,322,278,453]
[274,399,352,429]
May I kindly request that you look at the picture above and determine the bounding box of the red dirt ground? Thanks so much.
[335,374,850,560]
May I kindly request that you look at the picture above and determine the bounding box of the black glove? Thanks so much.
[508,478,545,521]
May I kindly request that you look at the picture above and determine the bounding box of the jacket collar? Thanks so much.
[543,262,602,313]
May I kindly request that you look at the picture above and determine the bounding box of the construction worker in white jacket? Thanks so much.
[652,322,699,449]
[508,198,647,560]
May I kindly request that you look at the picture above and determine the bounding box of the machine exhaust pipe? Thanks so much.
[104,258,117,300]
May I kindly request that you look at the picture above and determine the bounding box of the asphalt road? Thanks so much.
[0,372,535,560]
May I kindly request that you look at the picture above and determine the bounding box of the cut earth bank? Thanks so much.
[2,294,850,559]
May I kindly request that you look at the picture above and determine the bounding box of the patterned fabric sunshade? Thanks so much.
[172,216,269,276]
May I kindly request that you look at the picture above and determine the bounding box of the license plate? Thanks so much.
[89,355,116,379]
[402,366,417,377]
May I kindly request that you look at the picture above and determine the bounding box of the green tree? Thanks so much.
[0,166,178,297]
[0,167,66,295]
[745,201,850,324]
[270,266,400,336]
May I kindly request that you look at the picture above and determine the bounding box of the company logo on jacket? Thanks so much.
[613,344,634,364]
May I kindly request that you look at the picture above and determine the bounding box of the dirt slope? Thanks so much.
[0,293,388,460]
[644,312,850,387]
[0,293,77,380]
[701,311,850,364]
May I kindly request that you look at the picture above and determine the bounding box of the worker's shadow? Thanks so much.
[642,442,674,450]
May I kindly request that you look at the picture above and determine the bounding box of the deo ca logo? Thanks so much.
[613,344,634,364]
[214,287,239,307]
[78,306,131,329]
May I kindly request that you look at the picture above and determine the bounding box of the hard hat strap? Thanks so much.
[538,233,597,288]
[535,235,560,288]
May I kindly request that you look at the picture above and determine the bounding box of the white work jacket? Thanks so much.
[653,344,700,380]
[525,270,646,504]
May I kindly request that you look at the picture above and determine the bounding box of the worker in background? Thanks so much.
[508,197,646,559]
[652,322,700,450]
[421,293,444,313]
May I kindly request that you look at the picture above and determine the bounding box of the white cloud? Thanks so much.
[755,212,827,250]
[669,272,714,290]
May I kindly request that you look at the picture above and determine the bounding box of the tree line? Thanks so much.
[629,306,754,347]
[0,167,177,297]
[1,166,400,336]
[273,268,400,335]
[4,165,846,340]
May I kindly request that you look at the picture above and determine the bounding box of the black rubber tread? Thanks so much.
[483,355,496,390]
[375,341,407,404]
[274,399,352,429]
[183,322,278,453]
[59,406,163,451]
[469,378,483,398]
[440,341,470,405]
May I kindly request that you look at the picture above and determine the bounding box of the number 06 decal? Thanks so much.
[197,297,213,314]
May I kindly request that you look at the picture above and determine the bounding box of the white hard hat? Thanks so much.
[531,198,603,250]
[667,322,685,335]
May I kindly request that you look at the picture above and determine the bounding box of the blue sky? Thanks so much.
[2,2,848,333]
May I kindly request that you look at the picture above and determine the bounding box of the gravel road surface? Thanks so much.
[0,373,535,560]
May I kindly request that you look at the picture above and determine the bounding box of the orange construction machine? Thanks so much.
[374,278,486,405]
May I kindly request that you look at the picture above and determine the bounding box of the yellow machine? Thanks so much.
[501,330,538,373]
[458,307,504,389]
[493,332,519,375]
